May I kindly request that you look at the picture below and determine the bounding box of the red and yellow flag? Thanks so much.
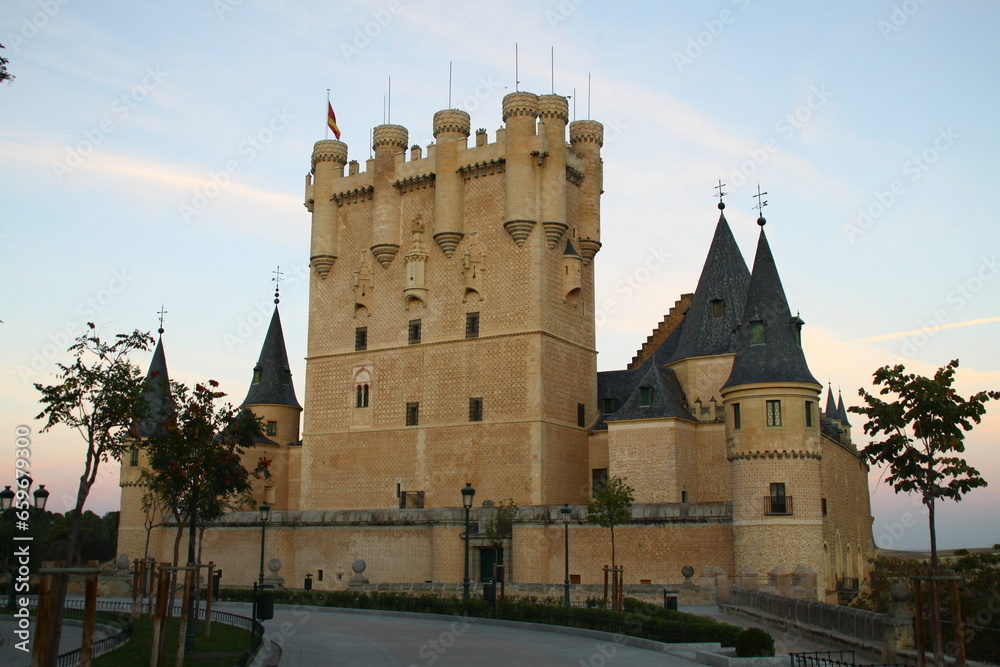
[328,102,341,140]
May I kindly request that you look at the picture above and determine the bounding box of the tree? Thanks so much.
[850,359,998,570]
[0,43,14,85]
[586,476,635,570]
[34,324,152,660]
[482,499,517,580]
[141,379,265,567]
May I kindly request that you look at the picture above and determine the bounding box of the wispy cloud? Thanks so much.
[844,316,1000,345]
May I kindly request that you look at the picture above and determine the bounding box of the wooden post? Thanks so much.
[80,571,99,667]
[204,562,214,638]
[150,568,170,667]
[132,560,143,618]
[913,576,926,667]
[930,574,944,667]
[30,566,57,667]
[175,567,192,667]
[603,565,609,609]
[948,577,966,667]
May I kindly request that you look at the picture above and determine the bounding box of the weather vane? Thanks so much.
[272,265,283,304]
[753,183,768,225]
[714,180,727,209]
[157,305,167,335]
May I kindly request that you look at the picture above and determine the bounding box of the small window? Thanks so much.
[602,398,618,415]
[408,320,421,344]
[750,321,765,345]
[592,468,608,492]
[252,368,261,384]
[639,386,652,407]
[356,384,369,408]
[793,321,803,346]
[681,490,688,503]
[318,569,324,582]
[355,326,368,351]
[821,498,828,517]
[406,402,419,426]
[469,397,483,422]
[266,421,277,437]
[768,482,789,514]
[711,299,724,318]
[283,369,291,385]
[805,401,814,428]
[733,403,741,430]
[129,446,139,467]
[465,312,480,338]
[577,403,586,427]
[766,400,782,427]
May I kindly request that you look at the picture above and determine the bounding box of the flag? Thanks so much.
[328,102,341,140]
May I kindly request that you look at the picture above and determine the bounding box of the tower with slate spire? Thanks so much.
[241,279,302,509]
[720,211,826,588]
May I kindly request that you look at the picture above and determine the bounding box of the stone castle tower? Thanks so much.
[301,91,604,509]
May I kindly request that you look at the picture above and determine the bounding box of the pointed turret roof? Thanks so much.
[836,391,851,426]
[825,384,838,418]
[667,209,751,363]
[242,306,301,409]
[723,224,819,389]
[135,334,173,438]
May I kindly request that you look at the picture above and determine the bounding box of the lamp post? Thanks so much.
[461,483,475,602]
[3,483,48,610]
[258,502,271,587]
[561,504,571,607]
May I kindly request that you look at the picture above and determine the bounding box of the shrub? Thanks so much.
[735,627,775,657]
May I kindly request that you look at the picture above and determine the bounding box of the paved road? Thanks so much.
[235,604,706,667]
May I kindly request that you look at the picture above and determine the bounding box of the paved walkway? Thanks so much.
[0,617,113,667]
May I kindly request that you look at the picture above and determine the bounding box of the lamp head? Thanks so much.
[0,486,13,512]
[259,501,271,523]
[461,483,475,508]
[561,503,572,522]
[33,485,49,511]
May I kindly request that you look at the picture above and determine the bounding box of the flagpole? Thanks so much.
[326,89,331,139]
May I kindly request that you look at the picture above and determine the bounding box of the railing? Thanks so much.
[790,651,906,667]
[764,495,794,515]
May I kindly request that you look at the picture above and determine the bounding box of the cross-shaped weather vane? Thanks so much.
[714,180,727,209]
[272,265,283,304]
[753,184,768,225]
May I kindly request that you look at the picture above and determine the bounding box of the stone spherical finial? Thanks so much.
[372,124,409,152]
[268,558,282,574]
[433,109,471,138]
[890,582,912,603]
[569,120,604,147]
[538,94,569,123]
[352,558,367,574]
[757,216,766,227]
[681,565,695,579]
[502,91,539,122]
[116,554,130,571]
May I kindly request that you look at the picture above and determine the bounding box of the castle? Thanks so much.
[118,90,874,602]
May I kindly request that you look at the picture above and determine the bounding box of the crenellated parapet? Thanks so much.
[502,91,540,121]
[569,120,604,147]
[538,94,569,123]
[432,109,471,258]
[372,124,409,151]
[311,139,349,172]
[432,109,471,138]
[569,119,604,261]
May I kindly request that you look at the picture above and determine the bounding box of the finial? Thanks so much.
[272,265,284,305]
[714,180,727,210]
[753,183,768,226]
[157,305,167,335]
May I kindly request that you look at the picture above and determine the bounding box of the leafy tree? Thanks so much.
[141,379,265,567]
[34,325,152,655]
[0,43,14,85]
[850,359,999,570]
[483,499,517,550]
[586,476,635,570]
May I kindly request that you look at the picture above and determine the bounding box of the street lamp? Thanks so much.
[461,484,475,602]
[258,502,271,587]
[33,485,49,512]
[0,486,13,511]
[3,482,48,611]
[561,504,572,607]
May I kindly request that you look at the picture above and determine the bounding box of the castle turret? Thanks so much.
[568,119,604,262]
[539,94,570,249]
[370,124,409,268]
[502,92,539,246]
[307,140,349,277]
[432,109,470,258]
[836,390,852,443]
[721,216,825,593]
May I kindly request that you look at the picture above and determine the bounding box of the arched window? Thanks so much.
[353,368,372,409]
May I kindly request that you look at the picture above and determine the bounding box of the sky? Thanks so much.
[1,0,998,552]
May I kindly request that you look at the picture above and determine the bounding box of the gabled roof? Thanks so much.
[593,361,695,430]
[135,335,173,438]
[666,211,750,363]
[723,226,820,389]
[242,306,301,409]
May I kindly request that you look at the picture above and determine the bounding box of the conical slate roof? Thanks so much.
[242,307,301,409]
[667,210,750,362]
[135,335,173,438]
[723,226,819,389]
[836,391,851,426]
[825,384,838,418]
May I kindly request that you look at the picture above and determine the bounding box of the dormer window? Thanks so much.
[790,317,804,346]
[639,386,652,407]
[750,321,766,345]
[711,299,724,318]
[252,368,261,384]
[283,369,291,385]
[602,398,619,415]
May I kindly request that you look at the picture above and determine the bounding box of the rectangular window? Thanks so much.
[266,421,278,437]
[469,397,483,422]
[733,403,741,430]
[711,299,724,318]
[681,490,688,503]
[355,326,367,351]
[129,446,139,467]
[821,498,828,517]
[577,403,586,427]
[602,398,617,415]
[767,482,790,515]
[252,368,261,384]
[406,402,419,426]
[408,319,421,344]
[766,400,782,426]
[318,569,324,582]
[465,312,480,338]
[592,468,608,492]
[639,386,652,407]
[751,321,765,344]
[805,401,814,428]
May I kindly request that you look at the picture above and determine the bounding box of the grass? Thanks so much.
[92,616,253,667]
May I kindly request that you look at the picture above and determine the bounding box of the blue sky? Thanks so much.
[2,0,998,551]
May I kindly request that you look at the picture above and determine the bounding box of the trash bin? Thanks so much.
[212,570,222,598]
[663,590,678,611]
[305,574,313,591]
[256,591,274,620]
[483,578,496,602]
